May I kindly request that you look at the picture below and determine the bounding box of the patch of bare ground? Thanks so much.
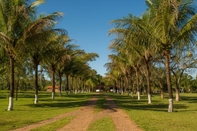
[105,95,142,131]
[10,94,142,131]
[57,95,98,131]
[90,95,142,131]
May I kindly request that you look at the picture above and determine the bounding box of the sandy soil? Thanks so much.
[10,94,142,131]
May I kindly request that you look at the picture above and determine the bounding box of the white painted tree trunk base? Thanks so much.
[176,92,180,101]
[168,99,173,112]
[8,97,13,111]
[52,92,55,100]
[131,92,134,98]
[148,94,152,104]
[120,88,123,95]
[137,92,140,100]
[34,94,38,104]
[59,91,62,97]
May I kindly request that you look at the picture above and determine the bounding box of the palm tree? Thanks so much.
[171,49,197,101]
[108,33,144,99]
[109,0,197,112]
[85,69,97,92]
[68,56,85,94]
[56,45,79,96]
[0,0,63,111]
[109,11,158,103]
[145,0,197,112]
[152,66,166,98]
[43,34,70,100]
[24,29,66,103]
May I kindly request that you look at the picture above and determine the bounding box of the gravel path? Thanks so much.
[10,94,142,131]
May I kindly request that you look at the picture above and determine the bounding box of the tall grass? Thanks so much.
[109,93,197,131]
[0,91,93,131]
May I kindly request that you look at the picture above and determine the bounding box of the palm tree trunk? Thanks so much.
[15,74,20,101]
[135,66,140,100]
[74,77,77,94]
[71,76,73,93]
[165,51,173,112]
[159,82,164,98]
[82,80,85,93]
[114,80,116,93]
[66,74,69,96]
[175,81,180,101]
[52,70,55,100]
[8,56,14,111]
[39,66,43,90]
[127,76,131,96]
[145,61,152,104]
[132,83,135,98]
[59,74,62,97]
[120,77,123,95]
[34,64,39,104]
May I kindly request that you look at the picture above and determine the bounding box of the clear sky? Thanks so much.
[37,0,148,76]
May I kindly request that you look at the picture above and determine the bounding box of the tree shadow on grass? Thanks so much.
[122,103,187,112]
[18,92,52,98]
[25,99,98,109]
[0,96,7,99]
[179,95,197,104]
[108,94,188,112]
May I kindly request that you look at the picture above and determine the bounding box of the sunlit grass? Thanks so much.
[1,90,197,131]
[0,91,93,131]
[30,116,74,131]
[108,93,197,131]
[87,116,116,131]
[94,93,107,113]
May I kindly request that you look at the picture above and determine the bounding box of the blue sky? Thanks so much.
[37,0,147,76]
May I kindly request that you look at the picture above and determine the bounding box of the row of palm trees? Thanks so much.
[0,0,99,111]
[105,0,197,112]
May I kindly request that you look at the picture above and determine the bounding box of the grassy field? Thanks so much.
[31,116,75,131]
[87,116,115,131]
[1,91,197,131]
[109,93,197,131]
[0,91,93,131]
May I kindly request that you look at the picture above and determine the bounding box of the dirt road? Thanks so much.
[11,94,142,131]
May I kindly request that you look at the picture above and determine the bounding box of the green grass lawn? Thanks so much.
[94,93,107,113]
[0,91,93,131]
[87,116,116,131]
[108,93,197,131]
[1,91,197,131]
[30,116,75,131]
